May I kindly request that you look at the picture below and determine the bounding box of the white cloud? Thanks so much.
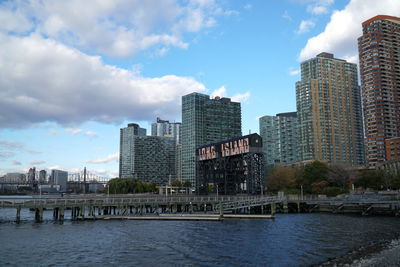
[211,86,228,98]
[0,0,224,58]
[26,149,43,154]
[297,20,315,34]
[305,0,334,15]
[244,4,252,10]
[210,86,250,103]
[290,69,301,76]
[12,160,22,166]
[87,153,119,164]
[0,140,24,149]
[66,128,83,135]
[232,92,251,103]
[299,0,400,62]
[30,160,46,165]
[0,33,206,128]
[282,10,292,21]
[85,131,98,137]
[48,165,64,171]
[0,152,14,158]
[307,5,328,15]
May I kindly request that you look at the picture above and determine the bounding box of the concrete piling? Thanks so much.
[16,207,21,223]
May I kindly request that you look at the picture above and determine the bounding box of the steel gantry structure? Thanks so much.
[196,134,264,195]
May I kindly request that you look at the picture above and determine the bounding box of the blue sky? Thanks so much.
[1,0,399,178]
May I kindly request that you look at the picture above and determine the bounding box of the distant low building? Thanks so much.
[2,173,26,183]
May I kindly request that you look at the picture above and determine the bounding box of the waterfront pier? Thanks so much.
[2,193,400,222]
[0,195,281,222]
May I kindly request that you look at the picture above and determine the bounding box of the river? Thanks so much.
[1,209,400,266]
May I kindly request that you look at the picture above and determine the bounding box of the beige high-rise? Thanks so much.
[296,53,364,166]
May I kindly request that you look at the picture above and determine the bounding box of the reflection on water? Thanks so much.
[1,210,399,266]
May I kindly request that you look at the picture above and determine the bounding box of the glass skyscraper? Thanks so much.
[181,93,242,186]
[119,123,147,178]
[296,52,364,166]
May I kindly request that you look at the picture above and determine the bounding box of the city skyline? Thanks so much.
[1,1,400,178]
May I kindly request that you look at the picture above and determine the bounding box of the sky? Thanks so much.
[1,0,400,179]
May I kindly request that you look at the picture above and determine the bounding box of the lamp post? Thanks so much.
[300,184,304,200]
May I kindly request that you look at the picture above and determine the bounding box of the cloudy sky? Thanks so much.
[1,0,399,178]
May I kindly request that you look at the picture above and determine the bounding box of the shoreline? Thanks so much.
[317,235,400,266]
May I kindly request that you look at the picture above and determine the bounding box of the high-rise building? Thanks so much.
[119,123,147,178]
[296,52,364,166]
[182,93,242,186]
[151,117,181,144]
[27,167,36,183]
[151,117,182,181]
[358,15,400,168]
[39,170,47,183]
[259,112,299,168]
[385,137,400,161]
[51,169,68,192]
[133,136,176,184]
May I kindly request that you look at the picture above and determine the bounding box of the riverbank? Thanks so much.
[318,235,400,266]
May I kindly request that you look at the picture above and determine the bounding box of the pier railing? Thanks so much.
[0,195,280,209]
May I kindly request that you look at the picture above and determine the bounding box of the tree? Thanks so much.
[327,165,350,188]
[311,180,329,194]
[107,178,157,194]
[299,161,329,193]
[182,181,192,188]
[355,170,385,190]
[266,165,296,192]
[171,179,182,187]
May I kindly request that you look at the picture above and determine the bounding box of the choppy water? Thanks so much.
[1,209,400,266]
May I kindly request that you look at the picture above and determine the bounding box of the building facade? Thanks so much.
[385,137,400,161]
[151,117,181,144]
[133,136,176,184]
[51,169,68,192]
[27,167,36,183]
[119,123,147,178]
[38,170,47,183]
[181,93,242,186]
[358,15,400,168]
[151,117,182,181]
[296,52,364,166]
[259,112,299,168]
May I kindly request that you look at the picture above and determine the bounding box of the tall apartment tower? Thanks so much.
[358,15,400,168]
[119,123,147,178]
[259,112,299,168]
[296,52,364,166]
[181,93,242,186]
[151,117,181,144]
[151,118,182,181]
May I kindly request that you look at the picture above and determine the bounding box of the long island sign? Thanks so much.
[197,134,262,161]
